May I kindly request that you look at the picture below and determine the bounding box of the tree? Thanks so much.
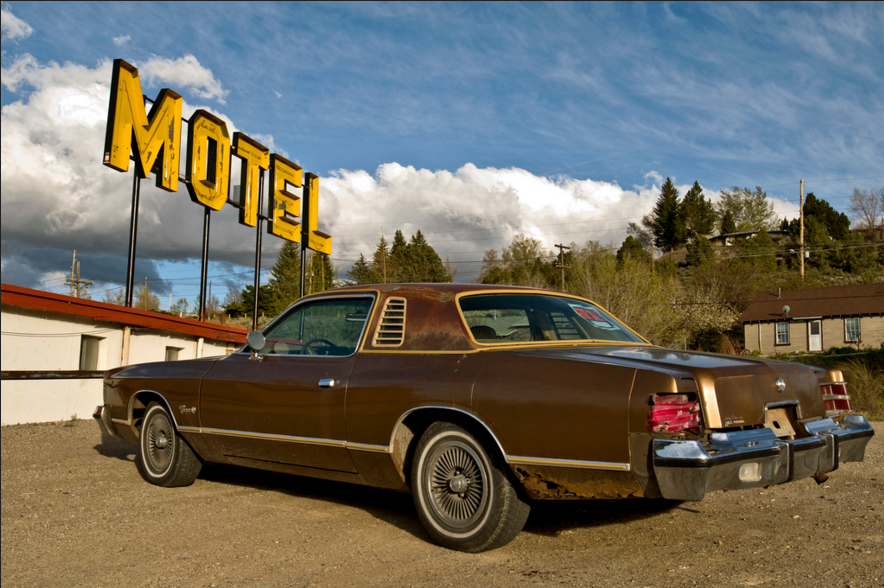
[716,186,778,232]
[617,235,652,264]
[642,177,685,252]
[171,297,189,315]
[848,186,883,238]
[626,222,653,253]
[680,181,716,239]
[266,241,302,314]
[804,193,850,240]
[305,252,335,293]
[684,235,714,268]
[720,209,737,235]
[134,282,160,311]
[103,288,126,306]
[371,235,391,283]
[195,292,221,318]
[346,253,381,285]
[389,230,409,281]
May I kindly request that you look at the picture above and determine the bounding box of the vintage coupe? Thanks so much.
[95,284,874,551]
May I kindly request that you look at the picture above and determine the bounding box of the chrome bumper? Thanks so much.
[652,415,874,501]
[93,405,118,438]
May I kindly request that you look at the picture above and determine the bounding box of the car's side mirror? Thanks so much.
[247,331,266,361]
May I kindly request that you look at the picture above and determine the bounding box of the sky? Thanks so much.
[2,1,882,307]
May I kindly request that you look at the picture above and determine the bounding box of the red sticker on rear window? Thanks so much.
[575,307,605,322]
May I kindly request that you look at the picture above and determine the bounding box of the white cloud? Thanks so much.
[140,54,228,104]
[321,163,661,279]
[113,34,131,46]
[0,54,276,294]
[1,4,33,41]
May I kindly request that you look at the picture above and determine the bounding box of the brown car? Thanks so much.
[95,284,874,551]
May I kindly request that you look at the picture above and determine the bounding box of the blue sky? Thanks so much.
[2,1,882,305]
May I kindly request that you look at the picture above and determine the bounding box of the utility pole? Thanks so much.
[554,244,571,291]
[650,243,656,275]
[65,250,92,298]
[800,179,805,281]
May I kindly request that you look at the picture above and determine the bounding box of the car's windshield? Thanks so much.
[459,294,644,344]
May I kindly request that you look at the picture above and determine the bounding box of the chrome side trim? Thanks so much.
[506,455,631,472]
[111,418,129,426]
[345,442,391,454]
[201,427,348,448]
[177,426,201,434]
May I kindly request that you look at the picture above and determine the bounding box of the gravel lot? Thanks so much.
[2,420,881,588]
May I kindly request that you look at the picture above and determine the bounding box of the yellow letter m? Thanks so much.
[104,59,182,192]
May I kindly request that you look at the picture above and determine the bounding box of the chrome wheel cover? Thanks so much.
[424,440,488,529]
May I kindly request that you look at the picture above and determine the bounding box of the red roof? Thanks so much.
[1,283,248,344]
[739,283,884,323]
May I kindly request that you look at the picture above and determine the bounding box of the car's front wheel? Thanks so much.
[411,421,530,552]
[137,402,202,487]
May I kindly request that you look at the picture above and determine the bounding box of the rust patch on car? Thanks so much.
[512,466,644,500]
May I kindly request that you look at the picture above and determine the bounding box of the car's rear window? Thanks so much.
[459,294,644,344]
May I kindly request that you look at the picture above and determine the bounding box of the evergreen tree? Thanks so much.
[266,241,302,314]
[642,177,685,252]
[720,209,737,234]
[680,181,716,238]
[684,235,715,268]
[306,252,335,293]
[371,235,391,283]
[617,235,652,264]
[347,253,381,285]
[389,230,409,281]
[781,193,850,240]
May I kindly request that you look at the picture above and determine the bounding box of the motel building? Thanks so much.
[1,283,248,426]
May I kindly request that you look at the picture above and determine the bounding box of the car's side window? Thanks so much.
[260,298,373,356]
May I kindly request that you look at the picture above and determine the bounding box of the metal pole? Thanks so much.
[125,171,141,307]
[299,175,310,298]
[251,169,266,331]
[198,206,211,322]
[799,179,805,282]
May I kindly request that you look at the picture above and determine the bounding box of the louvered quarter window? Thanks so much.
[373,297,407,347]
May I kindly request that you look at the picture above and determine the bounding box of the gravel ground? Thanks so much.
[1,420,881,588]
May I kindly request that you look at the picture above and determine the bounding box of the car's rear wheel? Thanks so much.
[137,402,201,487]
[411,421,530,552]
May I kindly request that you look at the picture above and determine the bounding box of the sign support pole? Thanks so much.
[198,207,211,321]
[251,169,266,331]
[125,171,141,307]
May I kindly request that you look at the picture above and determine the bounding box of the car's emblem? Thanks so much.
[775,378,786,393]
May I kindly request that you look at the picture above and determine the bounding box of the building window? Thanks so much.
[165,347,182,362]
[844,317,861,343]
[775,322,790,345]
[79,336,101,370]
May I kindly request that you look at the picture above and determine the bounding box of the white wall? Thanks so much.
[1,305,240,425]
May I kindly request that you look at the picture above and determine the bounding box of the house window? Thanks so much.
[165,347,182,362]
[844,318,861,343]
[775,322,790,345]
[79,336,101,370]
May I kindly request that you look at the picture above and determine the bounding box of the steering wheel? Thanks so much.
[302,338,338,356]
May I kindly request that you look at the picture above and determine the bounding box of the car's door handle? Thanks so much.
[318,379,336,388]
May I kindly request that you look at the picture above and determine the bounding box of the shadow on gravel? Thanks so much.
[93,435,136,462]
[198,463,428,540]
[522,498,690,537]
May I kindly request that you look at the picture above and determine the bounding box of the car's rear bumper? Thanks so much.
[652,414,874,501]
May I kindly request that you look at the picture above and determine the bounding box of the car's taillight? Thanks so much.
[820,382,852,413]
[648,394,701,433]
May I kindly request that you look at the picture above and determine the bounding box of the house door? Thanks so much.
[808,320,822,352]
